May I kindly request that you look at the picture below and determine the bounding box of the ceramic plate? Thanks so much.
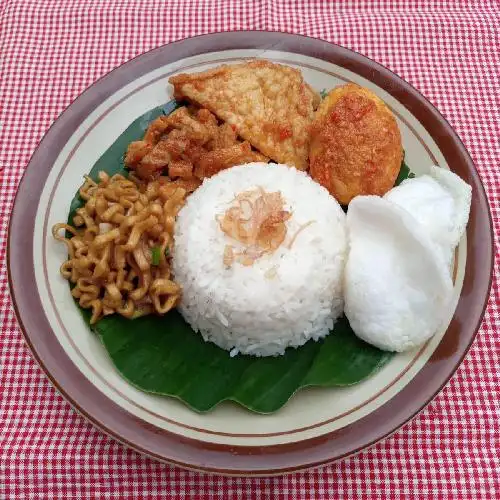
[8,31,493,475]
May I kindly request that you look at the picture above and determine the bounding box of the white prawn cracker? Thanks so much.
[344,196,454,352]
[384,166,471,267]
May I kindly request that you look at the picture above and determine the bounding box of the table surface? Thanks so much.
[1,0,499,498]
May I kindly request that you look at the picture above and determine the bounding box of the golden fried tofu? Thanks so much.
[309,83,403,205]
[169,60,319,170]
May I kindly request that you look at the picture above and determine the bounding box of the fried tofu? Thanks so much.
[309,83,403,205]
[169,60,319,170]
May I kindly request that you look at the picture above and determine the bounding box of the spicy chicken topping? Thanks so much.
[124,106,268,190]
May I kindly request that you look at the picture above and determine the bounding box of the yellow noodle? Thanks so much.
[76,278,100,296]
[158,233,171,268]
[76,207,97,230]
[150,278,180,296]
[148,223,164,239]
[74,246,88,259]
[117,299,135,318]
[153,294,178,315]
[52,224,77,258]
[98,171,110,183]
[132,246,150,272]
[60,261,73,280]
[89,300,103,324]
[85,197,97,216]
[105,283,122,305]
[119,210,150,231]
[149,202,163,218]
[79,176,97,200]
[92,228,120,249]
[122,215,157,251]
[115,268,126,288]
[129,272,151,302]
[79,293,97,308]
[53,171,186,324]
[95,195,107,217]
[93,244,111,279]
[73,215,85,226]
[145,182,159,200]
[101,203,124,221]
[164,215,175,234]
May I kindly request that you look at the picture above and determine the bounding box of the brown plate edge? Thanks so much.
[7,30,494,476]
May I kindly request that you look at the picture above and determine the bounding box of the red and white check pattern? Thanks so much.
[1,0,499,498]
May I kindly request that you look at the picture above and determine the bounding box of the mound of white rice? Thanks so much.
[173,163,347,356]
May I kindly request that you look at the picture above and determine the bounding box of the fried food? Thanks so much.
[194,141,267,179]
[52,172,186,324]
[167,106,214,143]
[169,60,320,170]
[309,83,403,205]
[168,159,194,179]
[125,106,268,186]
[124,140,152,166]
[143,116,170,144]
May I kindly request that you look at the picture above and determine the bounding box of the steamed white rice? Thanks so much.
[172,163,347,356]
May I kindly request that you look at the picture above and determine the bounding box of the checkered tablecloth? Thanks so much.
[1,0,499,498]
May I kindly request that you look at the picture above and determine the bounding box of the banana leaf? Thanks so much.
[67,101,413,414]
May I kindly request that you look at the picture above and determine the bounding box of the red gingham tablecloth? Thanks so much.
[1,0,499,498]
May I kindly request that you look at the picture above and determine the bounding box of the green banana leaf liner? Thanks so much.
[68,101,413,414]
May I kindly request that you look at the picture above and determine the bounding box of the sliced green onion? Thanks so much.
[164,247,170,257]
[320,89,328,99]
[151,246,161,266]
